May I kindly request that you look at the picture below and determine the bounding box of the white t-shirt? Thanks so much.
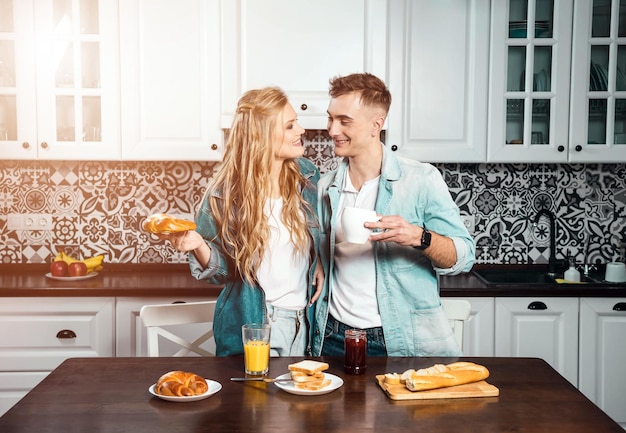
[329,173,381,328]
[256,198,309,310]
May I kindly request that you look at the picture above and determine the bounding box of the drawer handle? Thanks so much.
[528,301,547,310]
[172,301,186,304]
[300,103,308,111]
[56,329,77,339]
[613,302,626,311]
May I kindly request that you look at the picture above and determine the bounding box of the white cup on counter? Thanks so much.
[605,262,626,283]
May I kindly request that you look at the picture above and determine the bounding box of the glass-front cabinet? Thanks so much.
[570,0,626,162]
[488,0,574,162]
[0,0,119,160]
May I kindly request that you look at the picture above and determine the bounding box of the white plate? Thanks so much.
[45,272,98,281]
[274,373,343,396]
[149,379,221,402]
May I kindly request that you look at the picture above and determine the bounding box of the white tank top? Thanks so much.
[256,197,309,310]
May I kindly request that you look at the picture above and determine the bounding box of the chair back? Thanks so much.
[140,300,217,357]
[440,299,471,351]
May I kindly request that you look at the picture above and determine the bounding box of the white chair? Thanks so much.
[140,300,217,357]
[441,299,471,352]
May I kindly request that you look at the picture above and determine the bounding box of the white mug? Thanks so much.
[605,262,626,283]
[341,207,379,244]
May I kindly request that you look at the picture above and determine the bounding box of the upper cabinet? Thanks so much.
[119,0,222,161]
[570,0,626,162]
[489,0,626,163]
[220,0,388,130]
[0,0,120,160]
[488,0,573,162]
[386,0,490,163]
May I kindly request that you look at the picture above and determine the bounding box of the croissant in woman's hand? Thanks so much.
[142,213,197,234]
[155,371,208,396]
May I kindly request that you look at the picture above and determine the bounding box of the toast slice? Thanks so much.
[290,370,325,383]
[294,378,332,391]
[288,360,329,375]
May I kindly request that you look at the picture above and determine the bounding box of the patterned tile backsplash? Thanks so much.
[1,130,625,267]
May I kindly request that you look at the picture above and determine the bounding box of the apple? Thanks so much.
[50,261,68,277]
[68,262,88,277]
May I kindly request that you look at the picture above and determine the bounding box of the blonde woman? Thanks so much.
[166,87,324,356]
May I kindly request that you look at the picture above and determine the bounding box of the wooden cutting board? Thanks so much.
[375,375,499,400]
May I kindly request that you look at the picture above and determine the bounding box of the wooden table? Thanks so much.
[0,356,622,433]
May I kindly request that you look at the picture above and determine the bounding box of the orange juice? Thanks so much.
[244,340,270,374]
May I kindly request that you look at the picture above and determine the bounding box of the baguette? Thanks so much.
[404,362,489,392]
[288,360,329,375]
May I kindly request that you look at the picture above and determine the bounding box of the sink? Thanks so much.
[473,269,556,285]
[473,267,623,286]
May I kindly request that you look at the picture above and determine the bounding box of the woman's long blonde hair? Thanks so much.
[208,87,312,284]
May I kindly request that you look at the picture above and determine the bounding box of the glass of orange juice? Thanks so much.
[242,323,271,375]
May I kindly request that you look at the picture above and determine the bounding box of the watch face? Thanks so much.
[421,230,431,248]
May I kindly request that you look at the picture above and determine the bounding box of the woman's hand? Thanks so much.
[310,259,325,305]
[164,230,205,252]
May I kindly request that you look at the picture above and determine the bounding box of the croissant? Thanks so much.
[155,370,208,397]
[142,213,197,234]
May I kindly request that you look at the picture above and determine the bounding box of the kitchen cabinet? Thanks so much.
[579,298,626,429]
[570,0,626,162]
[494,297,579,386]
[220,0,388,130]
[0,0,121,160]
[386,0,490,162]
[489,0,626,163]
[116,296,217,357]
[488,0,574,162]
[0,297,114,416]
[119,0,222,161]
[445,297,495,356]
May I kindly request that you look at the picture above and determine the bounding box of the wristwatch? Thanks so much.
[414,227,431,250]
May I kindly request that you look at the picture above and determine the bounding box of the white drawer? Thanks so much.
[0,371,49,417]
[0,298,115,370]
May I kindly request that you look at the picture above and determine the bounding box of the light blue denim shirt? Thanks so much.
[189,158,321,356]
[313,145,475,356]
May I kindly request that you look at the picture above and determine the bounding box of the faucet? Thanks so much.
[533,209,557,277]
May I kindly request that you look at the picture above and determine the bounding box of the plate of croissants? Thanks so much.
[149,370,222,402]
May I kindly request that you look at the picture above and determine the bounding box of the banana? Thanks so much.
[53,252,105,274]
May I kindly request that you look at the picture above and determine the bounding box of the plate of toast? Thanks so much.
[275,360,343,396]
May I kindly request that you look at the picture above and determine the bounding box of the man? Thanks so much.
[313,73,475,357]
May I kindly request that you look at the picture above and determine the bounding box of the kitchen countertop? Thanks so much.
[1,264,625,298]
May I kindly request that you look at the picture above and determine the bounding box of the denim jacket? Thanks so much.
[189,158,321,356]
[312,146,475,356]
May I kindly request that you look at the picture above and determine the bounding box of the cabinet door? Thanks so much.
[116,296,217,357]
[488,0,573,162]
[445,297,495,356]
[119,0,222,161]
[0,297,115,371]
[495,297,578,386]
[570,0,626,162]
[579,298,626,428]
[220,0,387,129]
[0,372,48,417]
[1,0,120,160]
[386,0,489,162]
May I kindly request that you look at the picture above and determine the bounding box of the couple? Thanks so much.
[164,73,475,358]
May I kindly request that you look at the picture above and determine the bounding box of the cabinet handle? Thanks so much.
[22,142,30,149]
[575,145,582,152]
[172,300,186,304]
[300,103,308,111]
[557,145,565,152]
[56,329,77,339]
[613,302,626,311]
[40,141,48,149]
[211,143,218,150]
[528,301,547,310]
[391,145,398,151]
